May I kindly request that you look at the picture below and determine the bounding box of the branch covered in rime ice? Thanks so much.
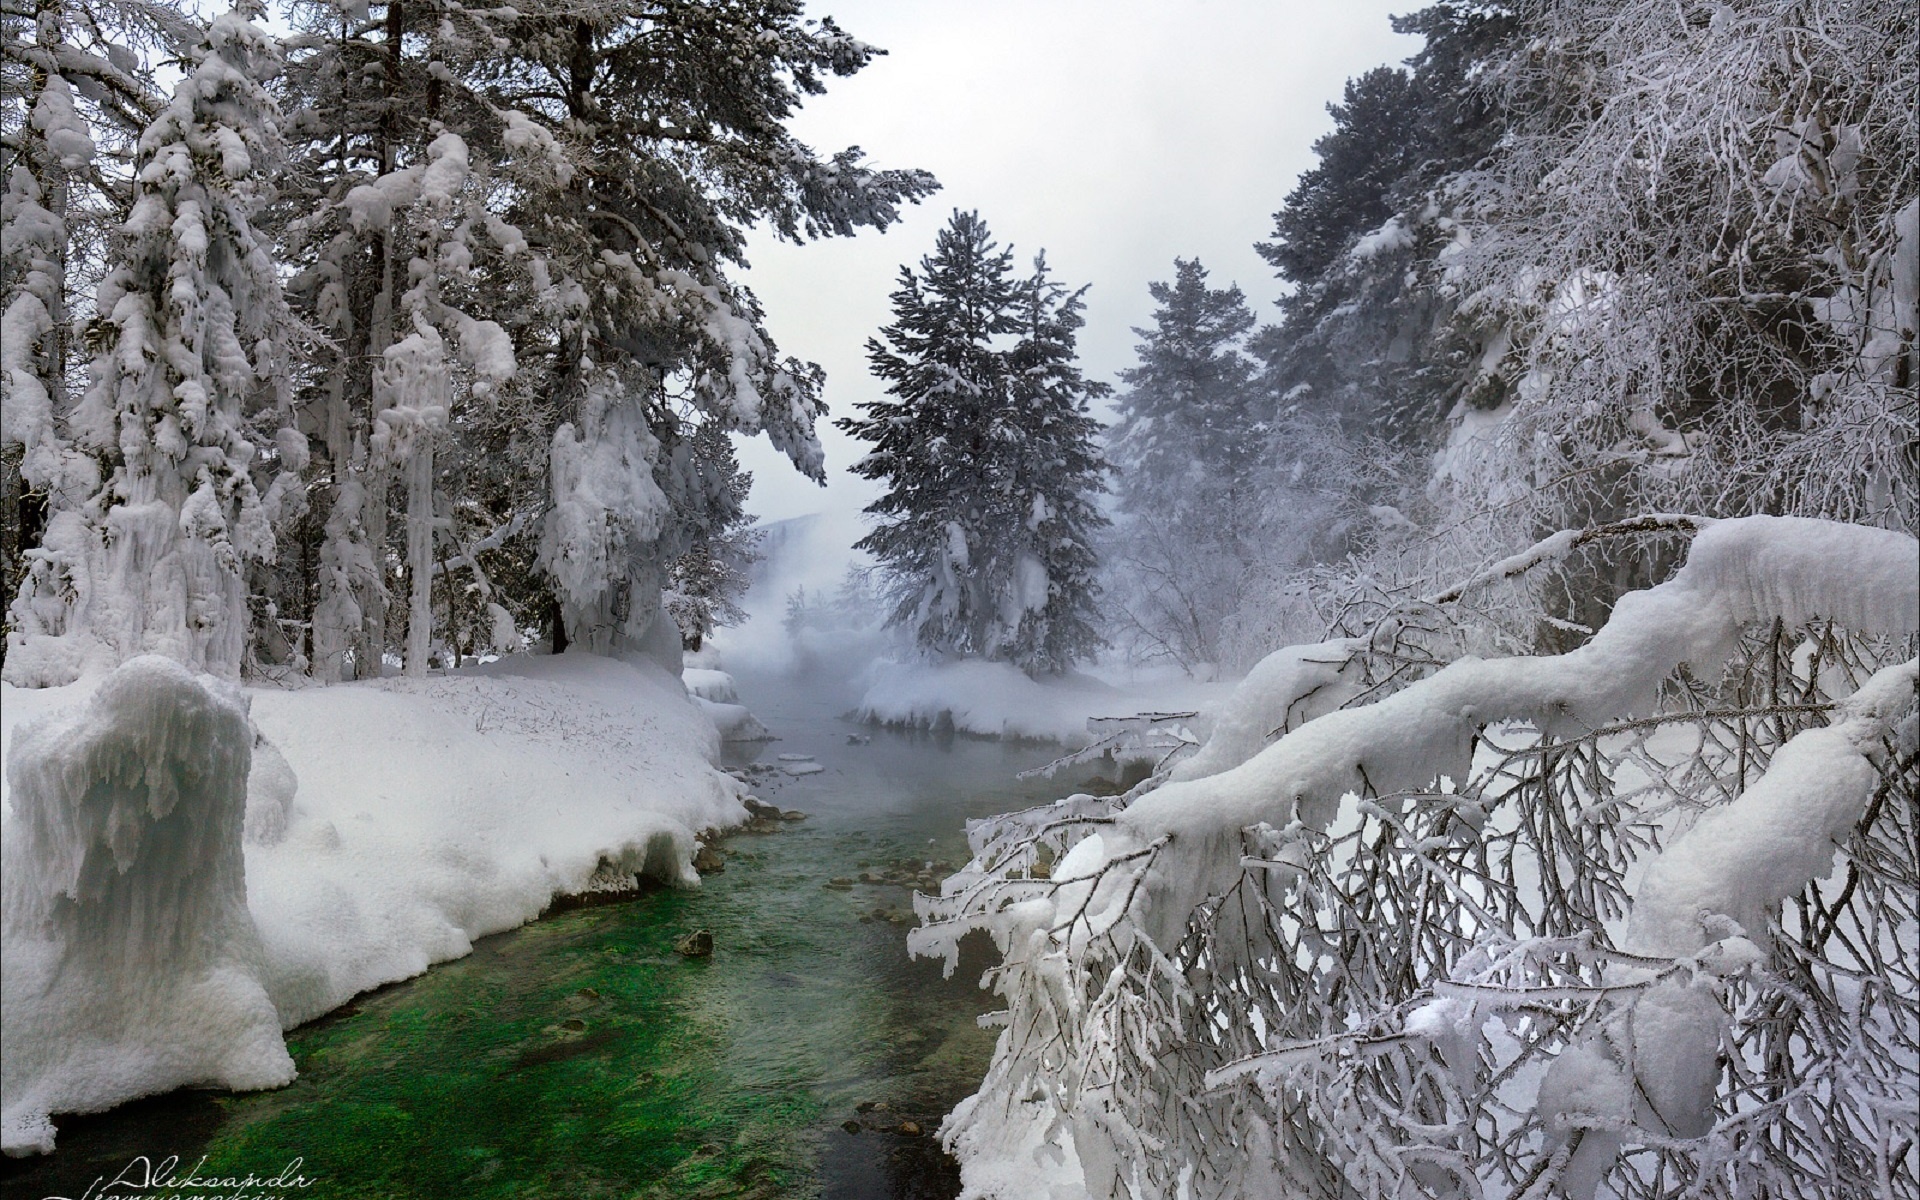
[912,515,1919,1200]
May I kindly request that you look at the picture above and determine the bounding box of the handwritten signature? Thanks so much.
[42,1154,316,1200]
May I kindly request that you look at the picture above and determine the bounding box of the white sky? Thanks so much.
[735,0,1419,530]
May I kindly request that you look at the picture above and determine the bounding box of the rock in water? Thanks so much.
[674,929,714,958]
[692,845,725,874]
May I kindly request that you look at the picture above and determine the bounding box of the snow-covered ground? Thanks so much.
[1,651,747,1155]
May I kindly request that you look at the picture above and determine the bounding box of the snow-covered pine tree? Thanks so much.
[1,0,187,673]
[272,0,525,679]
[1104,259,1265,670]
[266,0,935,673]
[6,8,291,685]
[2,72,99,657]
[843,211,1108,675]
[1253,5,1514,442]
[662,420,763,652]
[463,0,931,659]
[996,253,1109,674]
[844,210,1019,662]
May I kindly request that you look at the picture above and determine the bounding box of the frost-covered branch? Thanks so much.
[917,515,1918,1199]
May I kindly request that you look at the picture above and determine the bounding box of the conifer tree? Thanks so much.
[1104,259,1264,670]
[997,254,1109,672]
[7,9,293,684]
[2,0,185,675]
[842,211,1107,675]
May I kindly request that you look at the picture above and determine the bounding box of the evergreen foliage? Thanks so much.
[1104,259,1266,670]
[841,210,1108,675]
[0,0,935,684]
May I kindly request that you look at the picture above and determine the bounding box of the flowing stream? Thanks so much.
[1,669,1085,1200]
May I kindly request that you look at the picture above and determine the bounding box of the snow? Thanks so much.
[682,667,739,703]
[916,514,1919,1195]
[2,651,747,1155]
[1350,215,1413,258]
[856,659,1228,747]
[2,658,287,1157]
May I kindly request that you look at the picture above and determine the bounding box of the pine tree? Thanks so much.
[997,254,1109,673]
[6,9,292,685]
[1104,259,1264,670]
[661,420,763,652]
[842,211,1107,675]
[1253,3,1516,439]
[2,0,185,675]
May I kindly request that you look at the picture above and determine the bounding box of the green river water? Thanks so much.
[1,670,1084,1200]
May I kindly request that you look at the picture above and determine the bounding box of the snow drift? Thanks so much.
[1,650,746,1156]
[2,658,290,1157]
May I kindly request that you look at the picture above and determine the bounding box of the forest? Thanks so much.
[1,0,1915,1197]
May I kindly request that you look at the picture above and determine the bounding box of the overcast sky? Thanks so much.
[734,0,1419,532]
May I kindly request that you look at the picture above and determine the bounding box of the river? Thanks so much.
[0,668,1087,1200]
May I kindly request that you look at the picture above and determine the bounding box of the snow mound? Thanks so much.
[683,667,772,741]
[2,651,745,1154]
[2,658,291,1156]
[682,667,739,703]
[244,653,743,1029]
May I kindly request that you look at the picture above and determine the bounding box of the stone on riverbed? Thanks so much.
[674,930,713,958]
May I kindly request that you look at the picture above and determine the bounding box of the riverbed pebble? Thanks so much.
[674,930,714,958]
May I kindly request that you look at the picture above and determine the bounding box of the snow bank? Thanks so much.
[2,651,745,1155]
[2,658,290,1156]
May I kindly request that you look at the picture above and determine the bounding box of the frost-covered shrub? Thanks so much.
[914,515,1918,1199]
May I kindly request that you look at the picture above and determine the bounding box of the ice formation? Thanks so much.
[1,657,291,1156]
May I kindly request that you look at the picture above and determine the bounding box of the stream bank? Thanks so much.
[1,669,1081,1200]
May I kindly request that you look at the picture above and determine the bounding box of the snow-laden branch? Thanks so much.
[1115,516,1913,946]
[1421,513,1711,607]
[915,514,1918,1198]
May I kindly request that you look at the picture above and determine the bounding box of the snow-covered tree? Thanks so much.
[1441,0,1918,537]
[661,420,762,652]
[997,254,1110,673]
[6,9,292,685]
[842,210,1109,675]
[1104,259,1266,671]
[1,0,188,673]
[918,515,1919,1200]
